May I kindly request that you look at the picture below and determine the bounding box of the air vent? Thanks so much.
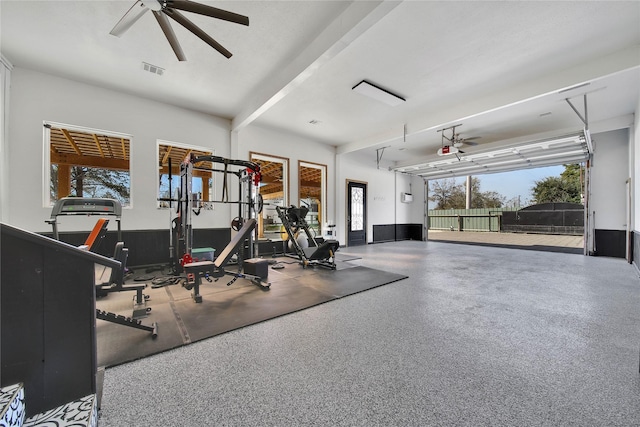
[142,62,164,76]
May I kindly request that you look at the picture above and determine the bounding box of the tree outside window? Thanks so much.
[47,124,131,206]
[530,164,584,204]
[158,142,213,208]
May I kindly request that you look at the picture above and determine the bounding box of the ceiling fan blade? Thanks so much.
[110,0,150,37]
[153,11,186,61]
[165,9,233,58]
[463,140,479,146]
[166,0,249,26]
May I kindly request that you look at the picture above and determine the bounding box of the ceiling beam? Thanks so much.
[231,1,401,132]
[120,138,128,159]
[92,134,105,157]
[51,152,129,171]
[260,175,282,184]
[61,129,82,155]
[300,179,321,188]
[159,165,211,178]
[161,146,173,165]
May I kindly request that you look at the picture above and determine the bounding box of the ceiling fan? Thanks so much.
[110,0,249,61]
[436,124,481,156]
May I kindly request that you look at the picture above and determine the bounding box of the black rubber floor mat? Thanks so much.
[96,263,407,368]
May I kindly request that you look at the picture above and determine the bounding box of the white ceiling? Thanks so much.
[1,0,639,172]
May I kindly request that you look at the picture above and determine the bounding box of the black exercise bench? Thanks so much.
[183,218,270,302]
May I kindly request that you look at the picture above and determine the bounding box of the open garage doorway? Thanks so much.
[393,127,632,259]
[424,164,587,254]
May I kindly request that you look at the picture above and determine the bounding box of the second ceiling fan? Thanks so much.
[110,0,249,61]
[437,124,481,157]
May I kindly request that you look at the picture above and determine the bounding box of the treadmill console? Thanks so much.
[50,197,122,217]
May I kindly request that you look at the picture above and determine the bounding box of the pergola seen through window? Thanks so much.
[47,124,131,206]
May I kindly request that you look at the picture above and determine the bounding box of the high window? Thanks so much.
[250,152,289,239]
[45,123,131,206]
[298,160,327,236]
[158,141,213,208]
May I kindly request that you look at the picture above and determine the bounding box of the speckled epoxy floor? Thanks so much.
[99,240,640,426]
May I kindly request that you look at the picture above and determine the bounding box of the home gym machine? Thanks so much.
[182,218,269,303]
[170,154,270,302]
[276,205,340,269]
[47,197,157,338]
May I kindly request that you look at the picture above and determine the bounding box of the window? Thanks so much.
[299,161,327,236]
[46,123,131,206]
[158,141,213,208]
[250,152,289,240]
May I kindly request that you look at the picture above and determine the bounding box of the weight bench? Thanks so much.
[95,241,157,337]
[97,242,151,317]
[80,222,151,317]
[183,218,270,303]
[85,241,157,337]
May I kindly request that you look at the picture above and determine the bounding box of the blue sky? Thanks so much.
[429,164,565,209]
[479,165,564,206]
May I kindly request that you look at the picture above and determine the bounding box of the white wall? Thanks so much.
[336,152,425,245]
[236,123,336,228]
[7,67,232,232]
[0,56,11,223]
[634,102,640,232]
[590,128,630,231]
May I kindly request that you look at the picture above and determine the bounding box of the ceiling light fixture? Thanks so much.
[352,80,405,107]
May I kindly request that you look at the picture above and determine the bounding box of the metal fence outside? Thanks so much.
[428,208,519,232]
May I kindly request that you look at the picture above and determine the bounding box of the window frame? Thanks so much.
[298,160,327,236]
[250,152,290,240]
[156,139,215,209]
[43,121,133,208]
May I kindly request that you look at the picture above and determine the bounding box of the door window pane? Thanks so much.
[351,187,364,231]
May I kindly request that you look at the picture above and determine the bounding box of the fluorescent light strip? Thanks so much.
[352,80,405,107]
